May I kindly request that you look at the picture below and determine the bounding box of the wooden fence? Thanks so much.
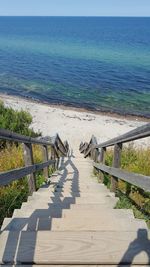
[0,129,69,194]
[79,123,150,193]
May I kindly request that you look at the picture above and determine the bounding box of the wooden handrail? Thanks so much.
[0,129,53,146]
[94,163,150,192]
[0,128,69,193]
[56,134,68,154]
[80,123,150,193]
[0,160,55,186]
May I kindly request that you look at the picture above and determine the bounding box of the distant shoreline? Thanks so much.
[0,92,149,123]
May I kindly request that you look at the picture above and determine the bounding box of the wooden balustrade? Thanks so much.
[0,129,69,194]
[79,123,150,193]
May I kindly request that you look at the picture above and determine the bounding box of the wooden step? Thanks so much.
[40,183,109,190]
[31,191,116,199]
[20,203,133,217]
[1,208,137,231]
[2,216,146,232]
[0,231,149,264]
[11,198,119,218]
[20,200,118,211]
[39,185,110,194]
[51,216,147,231]
[27,195,119,206]
[17,205,134,220]
[56,207,135,220]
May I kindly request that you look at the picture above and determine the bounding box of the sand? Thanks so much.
[0,94,149,151]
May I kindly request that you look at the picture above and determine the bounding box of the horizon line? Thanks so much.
[0,15,150,18]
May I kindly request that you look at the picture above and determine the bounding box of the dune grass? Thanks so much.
[0,101,52,227]
[0,144,48,227]
[102,144,150,227]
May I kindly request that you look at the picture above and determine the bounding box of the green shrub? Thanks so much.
[0,101,44,227]
[0,100,41,150]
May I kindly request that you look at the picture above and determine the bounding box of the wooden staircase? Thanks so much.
[0,150,149,266]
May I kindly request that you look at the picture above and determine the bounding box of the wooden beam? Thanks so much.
[0,160,55,186]
[56,134,67,155]
[0,129,52,146]
[94,162,150,192]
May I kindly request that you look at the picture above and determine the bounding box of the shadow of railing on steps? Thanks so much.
[1,151,81,264]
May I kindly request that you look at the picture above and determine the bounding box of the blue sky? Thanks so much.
[0,0,150,16]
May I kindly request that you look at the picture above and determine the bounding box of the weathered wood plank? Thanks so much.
[0,129,52,146]
[0,231,150,264]
[80,142,89,154]
[0,160,55,186]
[110,143,122,192]
[84,135,97,158]
[23,143,36,194]
[98,147,106,183]
[56,134,67,155]
[1,265,148,267]
[94,163,150,192]
[42,145,49,181]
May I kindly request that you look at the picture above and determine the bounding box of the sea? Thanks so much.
[0,16,150,118]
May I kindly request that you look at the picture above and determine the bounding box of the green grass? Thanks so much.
[0,177,29,226]
[0,101,54,227]
[115,191,150,228]
[95,144,150,228]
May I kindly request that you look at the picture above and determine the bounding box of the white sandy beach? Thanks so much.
[0,94,149,151]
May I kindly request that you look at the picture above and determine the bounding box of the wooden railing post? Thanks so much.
[110,143,122,192]
[91,145,95,160]
[98,147,106,182]
[23,143,36,194]
[51,145,56,169]
[42,145,49,181]
[95,148,99,162]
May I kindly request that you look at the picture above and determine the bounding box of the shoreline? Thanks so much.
[0,92,149,149]
[0,92,149,123]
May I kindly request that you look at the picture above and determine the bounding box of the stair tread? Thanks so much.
[0,231,149,264]
[2,216,147,231]
[26,196,119,205]
[19,201,117,212]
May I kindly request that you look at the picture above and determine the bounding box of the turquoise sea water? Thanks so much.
[0,17,150,117]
